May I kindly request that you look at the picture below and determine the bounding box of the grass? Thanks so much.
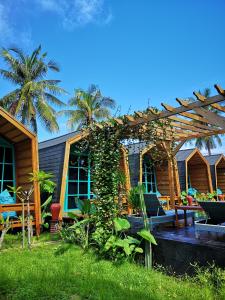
[1,240,225,300]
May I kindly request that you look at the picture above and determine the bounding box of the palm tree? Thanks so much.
[190,88,222,155]
[61,84,116,129]
[0,45,66,133]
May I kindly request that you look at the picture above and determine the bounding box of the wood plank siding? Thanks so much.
[0,108,40,234]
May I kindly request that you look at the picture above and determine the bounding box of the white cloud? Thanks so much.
[0,2,32,48]
[36,0,113,29]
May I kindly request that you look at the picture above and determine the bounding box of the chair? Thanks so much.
[198,201,225,224]
[128,194,195,231]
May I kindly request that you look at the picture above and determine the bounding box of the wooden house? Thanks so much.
[39,131,130,218]
[128,143,180,198]
[0,107,40,234]
[205,154,225,193]
[176,148,213,194]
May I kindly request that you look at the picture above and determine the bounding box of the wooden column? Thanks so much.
[162,141,176,208]
[168,158,175,208]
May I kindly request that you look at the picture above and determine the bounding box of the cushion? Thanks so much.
[0,189,17,219]
[188,187,198,197]
[144,194,166,217]
[217,188,223,195]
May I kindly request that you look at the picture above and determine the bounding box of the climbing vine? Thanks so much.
[87,112,176,247]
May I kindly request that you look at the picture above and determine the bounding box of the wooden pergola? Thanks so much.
[103,84,225,207]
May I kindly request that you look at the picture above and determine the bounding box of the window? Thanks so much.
[142,157,157,194]
[0,137,16,198]
[65,148,93,211]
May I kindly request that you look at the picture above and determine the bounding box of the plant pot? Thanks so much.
[218,194,224,201]
[50,203,61,221]
[187,195,193,206]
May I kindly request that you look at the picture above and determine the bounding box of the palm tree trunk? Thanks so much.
[207,141,212,156]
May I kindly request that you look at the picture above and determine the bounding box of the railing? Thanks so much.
[0,203,36,229]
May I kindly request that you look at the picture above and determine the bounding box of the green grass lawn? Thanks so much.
[1,240,225,300]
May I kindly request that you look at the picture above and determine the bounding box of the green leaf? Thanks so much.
[67,212,78,220]
[126,236,140,245]
[137,229,157,245]
[41,195,52,208]
[135,247,144,253]
[115,238,131,256]
[114,218,130,232]
[104,235,117,251]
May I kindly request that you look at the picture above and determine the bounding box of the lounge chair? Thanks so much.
[195,201,225,238]
[128,194,195,231]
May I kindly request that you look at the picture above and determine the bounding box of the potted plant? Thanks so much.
[127,186,142,216]
[180,191,188,205]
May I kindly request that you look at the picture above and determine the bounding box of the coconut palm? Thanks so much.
[0,45,66,133]
[190,88,222,155]
[61,84,116,129]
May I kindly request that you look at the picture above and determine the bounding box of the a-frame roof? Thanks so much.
[0,107,36,143]
[205,154,224,166]
[175,148,195,162]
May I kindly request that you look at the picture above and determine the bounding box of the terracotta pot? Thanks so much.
[186,195,193,206]
[50,203,61,221]
[218,194,224,201]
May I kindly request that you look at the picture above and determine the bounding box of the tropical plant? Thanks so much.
[128,185,145,215]
[60,84,116,129]
[60,199,95,250]
[0,45,66,133]
[180,191,188,205]
[29,170,56,194]
[188,88,223,155]
[0,215,11,250]
[137,183,157,269]
[29,170,56,228]
[8,186,34,249]
[92,217,143,262]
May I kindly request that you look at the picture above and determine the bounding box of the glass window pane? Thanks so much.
[79,182,88,194]
[4,164,13,180]
[67,196,77,209]
[0,147,3,163]
[79,157,88,167]
[68,168,78,180]
[80,168,88,180]
[69,154,79,167]
[4,148,13,163]
[2,181,14,195]
[68,182,78,195]
[0,164,2,180]
[78,195,88,200]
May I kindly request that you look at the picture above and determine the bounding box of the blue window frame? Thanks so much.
[0,137,16,199]
[65,147,93,212]
[142,157,157,194]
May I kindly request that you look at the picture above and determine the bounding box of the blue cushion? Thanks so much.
[217,188,223,195]
[0,189,17,219]
[188,187,198,197]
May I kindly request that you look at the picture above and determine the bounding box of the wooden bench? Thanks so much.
[0,203,36,229]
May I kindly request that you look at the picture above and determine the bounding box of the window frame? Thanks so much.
[0,137,16,200]
[142,156,158,194]
[65,151,93,212]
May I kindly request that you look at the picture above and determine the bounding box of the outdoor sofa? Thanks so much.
[195,201,225,238]
[128,194,194,231]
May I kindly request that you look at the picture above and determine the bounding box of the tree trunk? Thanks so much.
[207,141,211,156]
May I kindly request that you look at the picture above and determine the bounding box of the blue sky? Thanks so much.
[0,0,225,152]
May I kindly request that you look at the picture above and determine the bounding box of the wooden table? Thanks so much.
[175,205,204,227]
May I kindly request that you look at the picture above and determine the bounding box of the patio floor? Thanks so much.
[152,224,225,275]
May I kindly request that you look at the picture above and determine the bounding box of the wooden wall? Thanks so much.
[187,152,211,193]
[216,159,225,192]
[155,161,170,195]
[0,108,40,233]
[14,139,34,201]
